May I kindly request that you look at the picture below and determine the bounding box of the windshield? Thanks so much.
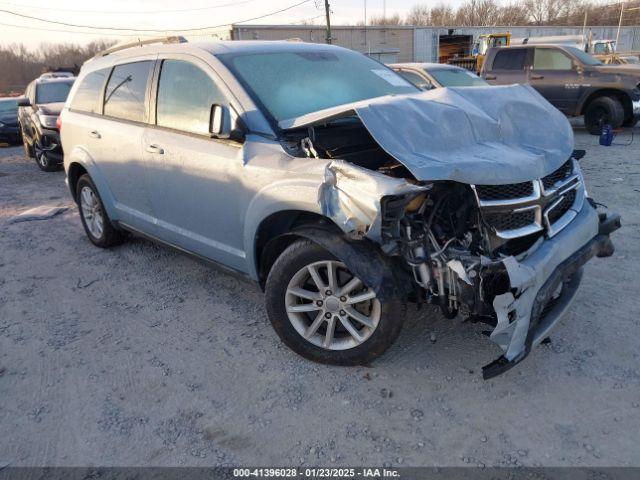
[0,99,18,114]
[566,46,602,66]
[35,81,74,104]
[218,49,417,123]
[428,68,489,87]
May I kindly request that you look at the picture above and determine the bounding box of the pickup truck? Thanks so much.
[482,44,640,134]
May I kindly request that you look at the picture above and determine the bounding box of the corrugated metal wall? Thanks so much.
[232,25,640,63]
[233,25,415,62]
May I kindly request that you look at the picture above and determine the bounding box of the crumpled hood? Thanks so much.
[280,84,574,185]
[37,102,64,116]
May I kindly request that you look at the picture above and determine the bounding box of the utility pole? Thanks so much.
[364,0,368,53]
[324,0,332,44]
[615,1,625,48]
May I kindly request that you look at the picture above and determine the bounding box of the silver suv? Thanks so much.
[60,37,620,378]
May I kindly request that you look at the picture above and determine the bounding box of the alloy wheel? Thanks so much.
[34,142,49,168]
[285,260,381,350]
[80,186,104,239]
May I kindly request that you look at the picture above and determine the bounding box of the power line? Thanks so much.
[0,0,259,14]
[0,0,313,33]
[0,20,157,36]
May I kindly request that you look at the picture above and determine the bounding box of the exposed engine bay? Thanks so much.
[283,106,620,379]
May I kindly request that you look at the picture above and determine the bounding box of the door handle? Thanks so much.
[88,130,101,139]
[531,74,544,80]
[484,75,496,80]
[145,144,164,155]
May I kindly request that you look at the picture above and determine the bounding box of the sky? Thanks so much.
[0,0,466,48]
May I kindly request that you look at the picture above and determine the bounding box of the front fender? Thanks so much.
[65,146,119,222]
[243,178,323,280]
[290,226,407,303]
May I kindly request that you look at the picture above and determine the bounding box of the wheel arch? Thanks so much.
[65,148,119,221]
[580,88,632,118]
[266,225,408,303]
[67,162,88,201]
[254,210,341,289]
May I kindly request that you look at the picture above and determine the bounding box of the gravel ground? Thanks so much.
[0,126,639,468]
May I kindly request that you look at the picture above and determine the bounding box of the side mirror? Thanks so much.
[210,103,231,139]
[16,97,31,107]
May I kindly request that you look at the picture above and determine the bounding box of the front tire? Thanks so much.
[584,96,625,135]
[265,239,406,365]
[22,129,34,159]
[34,139,58,172]
[76,174,125,248]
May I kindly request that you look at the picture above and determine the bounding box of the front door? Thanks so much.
[142,56,246,271]
[529,48,583,114]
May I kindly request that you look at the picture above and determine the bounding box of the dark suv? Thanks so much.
[18,75,75,171]
[482,44,640,134]
[0,97,21,144]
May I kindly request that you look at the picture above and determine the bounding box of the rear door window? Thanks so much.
[492,49,528,70]
[70,69,109,113]
[533,48,572,70]
[155,59,227,135]
[104,61,152,122]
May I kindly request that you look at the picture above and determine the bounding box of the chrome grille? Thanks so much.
[484,209,536,231]
[475,182,534,201]
[542,160,573,190]
[547,189,576,224]
[472,159,583,242]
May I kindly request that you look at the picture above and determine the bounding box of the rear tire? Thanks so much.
[265,239,406,366]
[584,96,625,135]
[76,174,125,248]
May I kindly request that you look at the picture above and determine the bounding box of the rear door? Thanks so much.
[89,58,157,233]
[141,55,246,271]
[529,47,582,113]
[483,48,530,85]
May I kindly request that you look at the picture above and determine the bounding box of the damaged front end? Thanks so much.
[282,85,621,378]
[316,154,620,379]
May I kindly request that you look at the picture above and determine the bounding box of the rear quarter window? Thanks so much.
[492,49,528,70]
[103,61,152,122]
[70,69,110,113]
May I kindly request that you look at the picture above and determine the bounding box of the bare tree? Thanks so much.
[405,5,431,25]
[455,0,501,26]
[0,40,115,95]
[495,1,529,26]
[368,13,403,25]
[429,4,457,26]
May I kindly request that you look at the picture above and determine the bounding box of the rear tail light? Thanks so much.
[56,116,61,131]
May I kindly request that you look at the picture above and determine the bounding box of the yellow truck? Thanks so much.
[447,33,511,73]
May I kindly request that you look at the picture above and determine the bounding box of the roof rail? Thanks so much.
[95,36,187,58]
